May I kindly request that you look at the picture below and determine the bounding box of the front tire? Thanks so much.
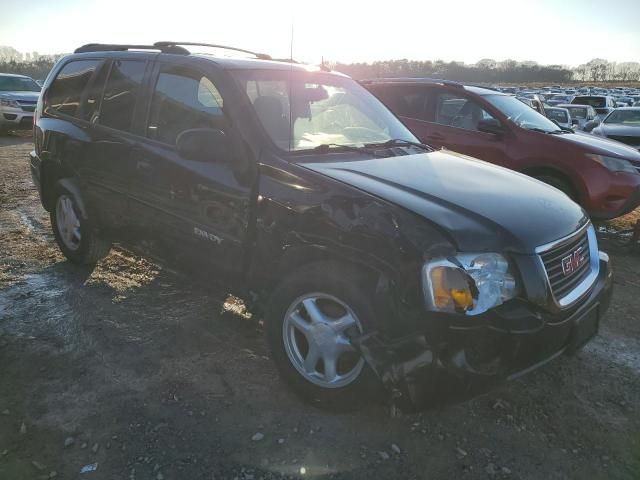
[50,181,112,265]
[265,262,381,410]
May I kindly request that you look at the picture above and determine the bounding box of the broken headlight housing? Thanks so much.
[422,253,520,315]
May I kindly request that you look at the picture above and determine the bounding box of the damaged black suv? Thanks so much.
[30,42,612,409]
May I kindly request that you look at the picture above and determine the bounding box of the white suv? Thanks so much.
[0,73,41,135]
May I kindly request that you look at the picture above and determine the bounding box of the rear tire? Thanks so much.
[50,181,112,265]
[265,262,381,410]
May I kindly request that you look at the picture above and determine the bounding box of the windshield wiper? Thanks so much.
[309,143,372,155]
[525,127,562,134]
[364,138,434,152]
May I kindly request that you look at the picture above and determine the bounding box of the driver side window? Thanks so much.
[147,64,227,145]
[434,93,495,132]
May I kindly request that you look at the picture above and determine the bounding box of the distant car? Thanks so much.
[0,73,41,135]
[545,107,572,129]
[591,108,640,150]
[614,96,634,108]
[557,104,598,131]
[571,95,616,121]
[547,94,574,106]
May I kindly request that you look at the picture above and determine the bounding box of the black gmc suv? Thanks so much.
[30,42,612,409]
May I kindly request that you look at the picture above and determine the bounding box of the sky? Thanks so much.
[1,0,639,66]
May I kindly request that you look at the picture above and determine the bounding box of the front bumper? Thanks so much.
[590,175,640,220]
[351,253,613,410]
[0,108,34,130]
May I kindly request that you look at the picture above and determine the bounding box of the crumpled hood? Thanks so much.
[560,130,640,160]
[0,91,40,102]
[303,150,587,254]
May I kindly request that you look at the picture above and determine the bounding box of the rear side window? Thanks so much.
[99,60,146,132]
[371,86,430,121]
[46,60,101,117]
[147,64,226,145]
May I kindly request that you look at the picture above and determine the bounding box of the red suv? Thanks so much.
[364,78,640,219]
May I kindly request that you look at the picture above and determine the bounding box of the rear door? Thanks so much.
[131,57,253,281]
[81,57,151,229]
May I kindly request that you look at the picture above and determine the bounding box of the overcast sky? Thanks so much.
[1,0,639,65]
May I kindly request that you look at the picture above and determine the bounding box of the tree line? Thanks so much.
[1,50,639,85]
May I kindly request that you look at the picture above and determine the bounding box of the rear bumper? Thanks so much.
[352,253,613,409]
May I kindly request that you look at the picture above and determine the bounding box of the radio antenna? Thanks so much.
[288,21,294,151]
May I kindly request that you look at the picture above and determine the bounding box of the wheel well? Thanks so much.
[40,161,73,211]
[249,246,385,303]
[521,166,579,201]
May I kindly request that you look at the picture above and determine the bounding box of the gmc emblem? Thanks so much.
[561,247,585,276]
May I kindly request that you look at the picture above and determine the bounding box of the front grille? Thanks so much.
[17,101,36,113]
[607,135,640,147]
[540,229,591,302]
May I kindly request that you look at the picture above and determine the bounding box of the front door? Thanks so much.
[130,58,253,282]
[420,89,513,169]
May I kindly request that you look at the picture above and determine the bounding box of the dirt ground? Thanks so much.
[1,134,639,480]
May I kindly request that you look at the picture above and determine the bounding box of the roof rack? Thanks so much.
[153,41,272,60]
[359,77,464,88]
[74,43,189,54]
[74,42,272,60]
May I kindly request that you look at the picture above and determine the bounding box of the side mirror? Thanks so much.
[571,118,579,125]
[176,128,230,162]
[477,118,504,136]
[583,120,599,133]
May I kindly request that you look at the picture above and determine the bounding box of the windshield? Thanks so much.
[547,109,569,123]
[604,109,640,125]
[485,94,561,132]
[230,69,417,151]
[573,96,605,108]
[565,107,587,119]
[0,75,41,92]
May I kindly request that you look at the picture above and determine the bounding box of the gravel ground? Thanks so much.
[1,133,639,480]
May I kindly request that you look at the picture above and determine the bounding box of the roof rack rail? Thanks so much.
[153,41,272,60]
[74,43,189,54]
[359,77,464,88]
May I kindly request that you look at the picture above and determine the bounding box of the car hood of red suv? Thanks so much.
[302,149,587,254]
[559,130,640,161]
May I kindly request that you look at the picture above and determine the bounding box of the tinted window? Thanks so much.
[376,86,430,120]
[434,93,495,131]
[573,96,606,108]
[99,60,146,132]
[147,65,226,145]
[47,60,100,117]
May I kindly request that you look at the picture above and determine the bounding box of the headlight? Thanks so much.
[0,98,19,108]
[586,153,637,174]
[422,253,520,315]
